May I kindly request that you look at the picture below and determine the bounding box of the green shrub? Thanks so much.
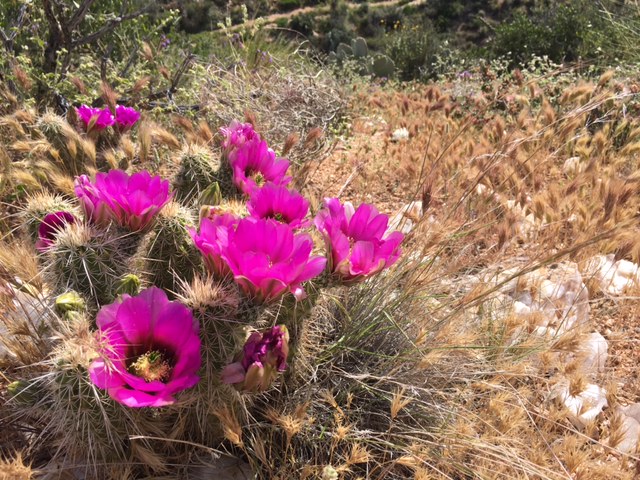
[277,0,301,12]
[385,22,441,81]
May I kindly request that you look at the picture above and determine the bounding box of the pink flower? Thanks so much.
[76,105,115,132]
[35,211,76,252]
[221,325,289,392]
[189,213,238,277]
[247,183,310,229]
[222,218,326,302]
[115,105,141,132]
[74,170,172,231]
[220,120,260,152]
[314,198,403,283]
[88,287,201,408]
[230,138,291,195]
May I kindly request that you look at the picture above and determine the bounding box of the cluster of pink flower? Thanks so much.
[76,104,140,134]
[36,120,404,407]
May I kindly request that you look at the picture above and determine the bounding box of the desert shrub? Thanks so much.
[288,13,315,38]
[384,22,441,81]
[277,0,301,12]
[490,1,616,68]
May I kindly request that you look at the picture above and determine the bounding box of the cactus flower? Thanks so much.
[220,120,260,154]
[222,218,326,302]
[189,213,238,277]
[74,170,172,231]
[88,287,201,408]
[36,211,77,252]
[314,198,403,283]
[247,183,310,229]
[221,325,289,392]
[76,105,115,132]
[114,105,141,132]
[229,138,291,195]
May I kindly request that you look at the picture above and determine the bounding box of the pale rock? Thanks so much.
[610,404,640,453]
[388,200,424,234]
[583,254,640,295]
[578,331,608,375]
[391,127,409,142]
[551,380,607,427]
[563,156,584,176]
[485,262,590,336]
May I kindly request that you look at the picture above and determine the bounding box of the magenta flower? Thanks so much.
[35,211,77,252]
[88,287,201,408]
[115,105,141,132]
[76,105,115,132]
[189,213,239,277]
[220,120,260,153]
[74,170,172,231]
[221,325,289,392]
[222,218,326,302]
[247,183,310,229]
[230,138,291,195]
[314,198,404,283]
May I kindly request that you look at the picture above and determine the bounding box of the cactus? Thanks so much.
[371,54,396,78]
[22,192,77,241]
[138,202,202,296]
[173,144,221,204]
[44,223,127,307]
[351,37,368,58]
[336,43,353,60]
[330,37,395,78]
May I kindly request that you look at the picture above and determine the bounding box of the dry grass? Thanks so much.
[2,66,640,479]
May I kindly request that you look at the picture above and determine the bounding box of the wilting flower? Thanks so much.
[220,120,259,153]
[247,183,310,229]
[189,213,238,277]
[35,211,76,252]
[74,170,172,231]
[221,325,289,392]
[88,287,200,408]
[314,198,403,282]
[114,105,140,132]
[222,218,326,302]
[76,105,115,132]
[230,138,291,195]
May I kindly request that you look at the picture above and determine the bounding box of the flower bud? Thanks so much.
[115,274,141,297]
[55,290,85,314]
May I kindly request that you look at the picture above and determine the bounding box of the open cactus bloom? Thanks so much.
[189,212,239,277]
[114,105,141,132]
[88,287,201,408]
[220,218,326,302]
[74,170,172,231]
[314,197,404,283]
[220,120,260,154]
[247,183,310,229]
[35,211,77,252]
[76,105,115,132]
[229,137,291,195]
[221,325,289,392]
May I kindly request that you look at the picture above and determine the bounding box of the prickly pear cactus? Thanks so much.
[371,54,396,78]
[351,37,369,58]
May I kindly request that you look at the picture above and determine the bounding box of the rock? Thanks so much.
[609,403,640,453]
[550,380,607,427]
[391,127,409,142]
[485,262,590,337]
[583,254,640,295]
[388,200,424,234]
[578,331,608,376]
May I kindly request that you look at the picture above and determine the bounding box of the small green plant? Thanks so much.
[329,36,396,78]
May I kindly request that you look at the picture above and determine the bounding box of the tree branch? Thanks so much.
[71,5,153,48]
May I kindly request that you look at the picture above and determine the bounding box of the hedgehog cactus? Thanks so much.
[44,222,127,306]
[173,144,221,204]
[138,202,202,295]
[22,193,77,241]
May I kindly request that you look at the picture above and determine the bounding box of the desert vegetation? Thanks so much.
[2,1,640,479]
